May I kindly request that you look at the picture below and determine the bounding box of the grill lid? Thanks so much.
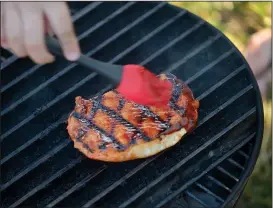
[1,2,263,208]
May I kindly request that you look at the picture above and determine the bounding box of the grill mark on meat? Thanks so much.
[116,91,152,144]
[166,74,199,131]
[99,104,151,142]
[105,92,125,150]
[72,111,125,150]
[114,90,166,139]
[113,89,166,125]
[104,92,154,145]
[162,73,186,124]
[118,97,140,144]
[74,92,146,151]
[166,73,183,102]
[115,94,138,145]
[132,103,169,127]
[73,115,94,153]
[103,91,148,147]
[98,143,107,150]
[94,94,123,150]
[114,89,171,138]
[75,129,94,153]
[89,94,102,118]
[169,102,185,115]
[117,97,126,111]
[165,74,184,110]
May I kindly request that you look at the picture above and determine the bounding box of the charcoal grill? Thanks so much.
[0,2,263,208]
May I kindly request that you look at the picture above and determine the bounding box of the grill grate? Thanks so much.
[1,2,263,208]
[1,49,13,61]
[158,136,254,208]
[1,48,17,69]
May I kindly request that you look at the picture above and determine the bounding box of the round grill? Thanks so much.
[1,2,263,208]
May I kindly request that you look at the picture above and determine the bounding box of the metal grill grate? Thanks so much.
[0,2,263,208]
[1,48,17,69]
[157,137,254,208]
[1,49,13,61]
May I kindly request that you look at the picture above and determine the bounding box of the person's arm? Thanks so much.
[1,2,80,64]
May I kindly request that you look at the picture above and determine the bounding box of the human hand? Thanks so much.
[1,2,81,64]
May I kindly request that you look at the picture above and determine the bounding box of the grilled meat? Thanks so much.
[67,73,199,162]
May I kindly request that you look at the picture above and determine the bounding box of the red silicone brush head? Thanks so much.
[116,65,172,107]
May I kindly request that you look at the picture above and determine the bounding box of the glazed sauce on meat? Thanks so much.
[161,73,199,133]
[70,73,199,153]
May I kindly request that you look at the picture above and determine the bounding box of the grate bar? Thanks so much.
[0,72,97,141]
[206,175,232,193]
[216,166,239,182]
[140,21,205,65]
[185,50,235,85]
[1,2,136,113]
[110,10,187,63]
[227,158,245,170]
[197,85,253,128]
[81,157,158,208]
[79,2,167,58]
[165,52,236,97]
[46,166,107,208]
[0,52,18,70]
[119,108,256,207]
[72,2,139,45]
[185,190,208,208]
[183,47,233,82]
[238,150,249,159]
[165,34,222,73]
[1,2,105,93]
[1,63,43,93]
[1,116,66,164]
[69,2,103,21]
[247,142,253,149]
[195,182,225,203]
[8,156,83,208]
[1,139,70,192]
[196,65,246,101]
[155,132,255,207]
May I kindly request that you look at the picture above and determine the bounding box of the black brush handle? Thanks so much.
[45,36,123,85]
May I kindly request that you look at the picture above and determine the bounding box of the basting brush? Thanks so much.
[46,36,172,107]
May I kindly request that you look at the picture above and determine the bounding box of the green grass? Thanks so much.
[169,2,272,208]
[169,2,271,52]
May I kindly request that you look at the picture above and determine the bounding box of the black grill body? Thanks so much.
[1,2,263,208]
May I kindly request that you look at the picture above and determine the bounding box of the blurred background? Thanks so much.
[169,2,272,208]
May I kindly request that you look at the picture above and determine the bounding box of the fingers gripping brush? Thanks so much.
[45,36,172,107]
